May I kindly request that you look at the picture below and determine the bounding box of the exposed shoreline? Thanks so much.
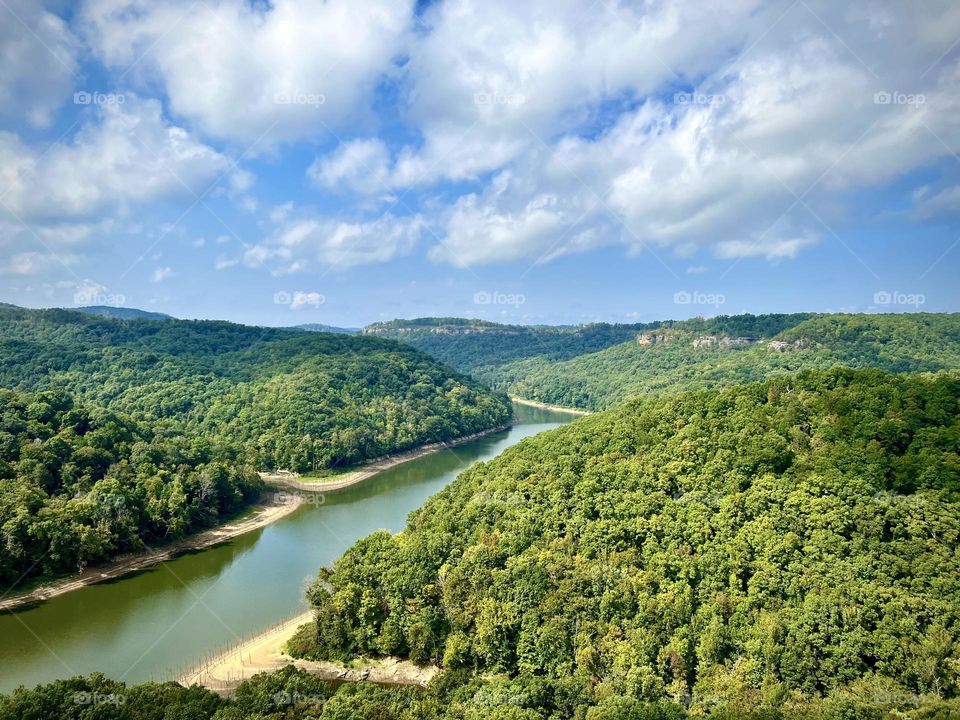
[179,611,438,695]
[0,423,514,612]
[510,396,592,415]
[261,424,512,492]
[0,492,305,613]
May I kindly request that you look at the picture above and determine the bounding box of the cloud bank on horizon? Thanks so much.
[0,0,958,322]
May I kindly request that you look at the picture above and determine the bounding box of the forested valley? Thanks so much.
[0,306,511,587]
[0,388,261,586]
[0,306,512,471]
[287,368,960,718]
[4,311,960,719]
[369,313,960,410]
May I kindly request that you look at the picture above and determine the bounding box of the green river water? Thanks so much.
[0,403,577,692]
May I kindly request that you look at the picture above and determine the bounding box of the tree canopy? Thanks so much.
[0,306,510,588]
[374,313,960,411]
[0,306,512,471]
[296,368,960,713]
[0,388,262,586]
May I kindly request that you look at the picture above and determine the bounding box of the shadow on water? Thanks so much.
[0,404,578,692]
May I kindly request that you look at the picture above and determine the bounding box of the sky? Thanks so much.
[0,0,958,327]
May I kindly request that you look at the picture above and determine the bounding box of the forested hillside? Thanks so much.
[0,388,262,586]
[364,317,657,370]
[291,369,960,716]
[0,307,512,471]
[374,314,960,410]
[363,314,812,383]
[505,313,960,409]
[72,305,173,321]
[5,663,960,719]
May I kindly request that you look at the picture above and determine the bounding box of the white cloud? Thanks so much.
[310,0,766,193]
[416,0,960,266]
[0,95,232,222]
[912,184,960,220]
[5,0,958,281]
[432,175,599,266]
[0,251,77,276]
[715,236,817,261]
[308,139,392,195]
[246,211,426,271]
[214,256,239,270]
[79,0,415,143]
[151,266,176,282]
[0,0,79,128]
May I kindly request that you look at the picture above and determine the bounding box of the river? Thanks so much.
[0,403,577,693]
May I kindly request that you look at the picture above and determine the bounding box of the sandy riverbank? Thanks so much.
[1,423,514,612]
[261,424,512,492]
[510,396,592,416]
[179,611,437,695]
[0,492,305,613]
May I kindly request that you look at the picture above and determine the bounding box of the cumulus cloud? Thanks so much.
[0,251,77,276]
[245,211,426,271]
[308,139,392,195]
[79,0,415,143]
[0,95,232,222]
[6,0,959,283]
[0,0,79,128]
[151,266,176,282]
[295,0,960,268]
[414,0,959,266]
[310,0,766,192]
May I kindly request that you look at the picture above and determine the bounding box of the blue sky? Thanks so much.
[1,0,958,327]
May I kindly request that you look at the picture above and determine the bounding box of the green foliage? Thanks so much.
[0,306,512,471]
[500,313,960,410]
[0,307,510,589]
[372,313,960,411]
[0,388,263,586]
[298,369,960,707]
[4,668,960,719]
[364,315,812,378]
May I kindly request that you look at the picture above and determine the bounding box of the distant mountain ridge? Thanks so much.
[368,312,960,410]
[72,305,173,320]
[289,323,360,334]
[0,305,512,471]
